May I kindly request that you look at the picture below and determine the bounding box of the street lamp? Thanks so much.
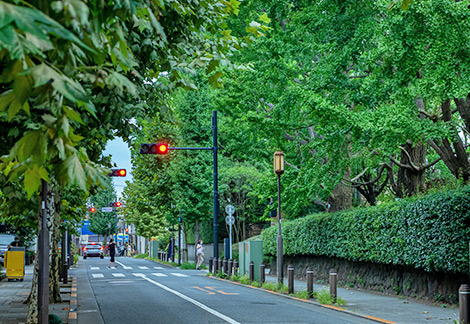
[273,151,284,284]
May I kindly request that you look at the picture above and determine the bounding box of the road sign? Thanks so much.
[225,204,235,215]
[102,207,113,212]
[225,216,235,225]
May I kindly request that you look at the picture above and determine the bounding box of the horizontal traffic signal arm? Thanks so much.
[108,169,126,177]
[109,202,122,207]
[139,143,212,154]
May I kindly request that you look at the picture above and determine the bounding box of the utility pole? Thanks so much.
[38,180,49,324]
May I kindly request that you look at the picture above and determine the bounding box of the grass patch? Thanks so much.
[294,290,311,299]
[180,262,196,270]
[315,289,346,306]
[262,282,277,291]
[251,281,260,288]
[134,253,147,259]
[239,275,250,285]
[231,274,240,282]
[216,271,229,279]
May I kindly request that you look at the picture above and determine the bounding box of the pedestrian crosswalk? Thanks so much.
[88,265,189,279]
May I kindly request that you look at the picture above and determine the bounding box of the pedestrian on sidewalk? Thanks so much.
[107,238,117,269]
[196,240,204,270]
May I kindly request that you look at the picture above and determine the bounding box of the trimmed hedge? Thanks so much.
[262,187,470,273]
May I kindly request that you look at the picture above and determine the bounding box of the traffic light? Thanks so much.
[89,207,96,213]
[108,169,126,177]
[125,228,129,233]
[139,143,169,154]
[109,202,122,207]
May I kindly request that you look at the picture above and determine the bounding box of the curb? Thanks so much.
[207,275,396,324]
[68,277,77,324]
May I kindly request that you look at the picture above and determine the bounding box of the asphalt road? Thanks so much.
[82,257,377,324]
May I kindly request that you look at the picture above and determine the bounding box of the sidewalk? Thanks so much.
[0,264,74,324]
[260,273,459,324]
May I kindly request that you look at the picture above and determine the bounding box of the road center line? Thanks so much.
[138,274,240,324]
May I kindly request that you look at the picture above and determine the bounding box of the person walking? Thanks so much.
[107,238,117,269]
[196,239,204,270]
[7,236,20,250]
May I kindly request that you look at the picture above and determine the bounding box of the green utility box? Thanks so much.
[238,240,263,281]
[149,240,159,258]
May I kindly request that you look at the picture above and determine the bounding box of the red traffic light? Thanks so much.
[108,169,126,177]
[157,143,168,154]
[110,202,122,207]
[139,143,169,154]
[90,207,96,213]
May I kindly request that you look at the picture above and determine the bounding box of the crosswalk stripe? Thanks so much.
[92,274,104,278]
[90,267,100,270]
[115,261,132,269]
[153,267,163,270]
[170,273,188,277]
[138,266,149,269]
[132,273,145,277]
[112,273,125,277]
[152,273,167,277]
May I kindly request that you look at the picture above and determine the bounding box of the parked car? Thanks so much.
[83,243,104,259]
[0,233,16,266]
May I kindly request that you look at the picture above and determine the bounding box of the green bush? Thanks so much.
[314,289,346,306]
[134,253,147,259]
[251,281,260,288]
[180,262,197,269]
[239,275,250,285]
[262,187,470,273]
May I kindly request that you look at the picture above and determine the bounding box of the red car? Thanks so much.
[83,243,104,259]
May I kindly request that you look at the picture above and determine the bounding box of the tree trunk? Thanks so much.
[26,248,39,324]
[49,182,62,303]
[397,142,427,197]
[328,167,353,212]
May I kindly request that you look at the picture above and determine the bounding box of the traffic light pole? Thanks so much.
[212,111,219,259]
[114,197,118,244]
[140,111,219,261]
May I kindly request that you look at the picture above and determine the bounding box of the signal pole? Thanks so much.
[139,111,220,259]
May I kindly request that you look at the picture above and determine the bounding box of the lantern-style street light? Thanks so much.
[273,151,284,284]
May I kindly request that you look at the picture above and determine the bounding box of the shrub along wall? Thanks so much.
[262,187,470,275]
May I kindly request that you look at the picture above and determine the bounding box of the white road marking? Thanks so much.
[115,261,132,269]
[139,275,241,324]
[154,267,164,270]
[112,273,125,277]
[132,273,145,277]
[92,274,104,278]
[90,267,100,270]
[152,273,167,277]
[170,273,187,277]
[138,266,149,269]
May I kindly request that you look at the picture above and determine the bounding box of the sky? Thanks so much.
[104,137,133,199]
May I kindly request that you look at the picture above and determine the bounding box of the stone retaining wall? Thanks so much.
[269,255,466,304]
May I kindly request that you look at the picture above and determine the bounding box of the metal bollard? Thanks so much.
[234,260,239,276]
[288,265,294,294]
[249,261,254,283]
[307,267,314,298]
[228,259,233,278]
[218,258,223,273]
[460,284,470,324]
[213,257,218,273]
[223,259,228,274]
[62,263,68,284]
[209,257,213,273]
[329,269,337,303]
[260,263,265,285]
